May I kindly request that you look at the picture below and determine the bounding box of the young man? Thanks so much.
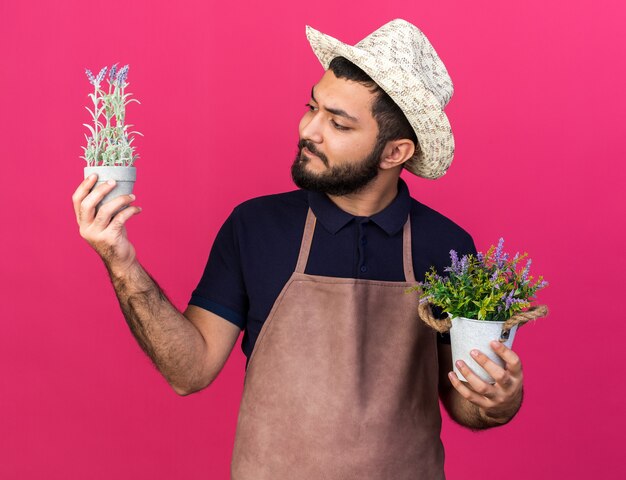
[73,19,524,479]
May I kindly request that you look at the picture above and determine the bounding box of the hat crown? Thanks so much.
[354,19,453,108]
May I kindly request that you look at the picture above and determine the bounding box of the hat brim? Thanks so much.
[305,25,454,179]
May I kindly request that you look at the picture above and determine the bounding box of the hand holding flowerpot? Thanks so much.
[449,316,518,383]
[83,166,136,214]
[413,238,549,384]
[72,174,141,273]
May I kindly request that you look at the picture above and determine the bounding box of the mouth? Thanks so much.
[302,147,320,159]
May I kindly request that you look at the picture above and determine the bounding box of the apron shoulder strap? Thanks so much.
[295,207,316,274]
[403,215,416,283]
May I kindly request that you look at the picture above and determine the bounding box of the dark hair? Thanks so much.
[328,56,419,152]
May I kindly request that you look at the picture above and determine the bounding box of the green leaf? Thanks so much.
[82,123,96,137]
[84,105,98,120]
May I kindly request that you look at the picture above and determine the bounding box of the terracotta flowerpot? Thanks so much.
[83,166,136,214]
[449,316,518,384]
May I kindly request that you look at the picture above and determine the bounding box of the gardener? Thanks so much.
[72,19,525,479]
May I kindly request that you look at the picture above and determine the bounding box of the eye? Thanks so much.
[304,103,349,131]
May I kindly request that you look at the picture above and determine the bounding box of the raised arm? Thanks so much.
[72,175,240,395]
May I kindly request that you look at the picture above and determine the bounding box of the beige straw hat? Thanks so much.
[305,18,455,179]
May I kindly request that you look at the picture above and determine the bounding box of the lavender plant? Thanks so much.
[81,63,143,167]
[413,238,548,322]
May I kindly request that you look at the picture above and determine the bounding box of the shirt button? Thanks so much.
[361,238,367,245]
[360,265,368,273]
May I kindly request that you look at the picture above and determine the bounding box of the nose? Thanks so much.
[299,111,323,144]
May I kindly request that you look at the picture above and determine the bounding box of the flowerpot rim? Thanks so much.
[449,315,511,325]
[84,166,137,182]
[84,166,136,169]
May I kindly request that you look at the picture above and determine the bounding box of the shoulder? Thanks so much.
[410,198,473,244]
[234,189,308,214]
[228,189,309,236]
[409,198,476,269]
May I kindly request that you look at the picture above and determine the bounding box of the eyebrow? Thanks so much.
[311,86,359,123]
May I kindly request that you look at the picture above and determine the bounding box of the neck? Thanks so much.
[326,172,401,217]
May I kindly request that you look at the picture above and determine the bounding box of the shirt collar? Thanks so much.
[306,177,411,236]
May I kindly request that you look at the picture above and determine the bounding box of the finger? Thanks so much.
[79,180,118,226]
[490,341,523,377]
[105,203,142,234]
[455,360,497,398]
[469,349,512,387]
[93,193,137,229]
[72,174,99,222]
[448,371,491,408]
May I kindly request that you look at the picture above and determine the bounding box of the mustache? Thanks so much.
[297,139,328,165]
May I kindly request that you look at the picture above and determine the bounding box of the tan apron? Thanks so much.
[231,207,445,479]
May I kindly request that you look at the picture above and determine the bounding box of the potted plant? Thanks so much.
[81,63,142,213]
[411,238,549,384]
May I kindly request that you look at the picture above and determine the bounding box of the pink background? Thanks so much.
[1,0,624,478]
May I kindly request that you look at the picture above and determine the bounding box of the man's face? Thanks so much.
[291,69,385,196]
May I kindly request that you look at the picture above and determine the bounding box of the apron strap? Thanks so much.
[402,215,416,283]
[295,207,317,274]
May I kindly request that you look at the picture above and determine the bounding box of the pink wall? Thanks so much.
[1,0,624,478]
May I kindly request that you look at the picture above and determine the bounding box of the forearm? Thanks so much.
[105,259,208,394]
[441,386,522,430]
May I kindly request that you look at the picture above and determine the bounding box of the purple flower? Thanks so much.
[477,252,484,262]
[459,255,468,273]
[109,63,119,82]
[536,279,549,289]
[428,273,445,283]
[448,249,459,274]
[504,290,515,310]
[115,64,129,86]
[511,252,521,268]
[501,290,526,311]
[85,68,96,85]
[490,270,499,282]
[521,258,532,282]
[450,249,459,267]
[493,238,507,267]
[95,66,108,85]
[494,238,504,262]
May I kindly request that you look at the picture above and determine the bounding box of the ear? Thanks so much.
[379,139,416,170]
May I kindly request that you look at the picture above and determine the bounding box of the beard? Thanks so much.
[291,138,386,196]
